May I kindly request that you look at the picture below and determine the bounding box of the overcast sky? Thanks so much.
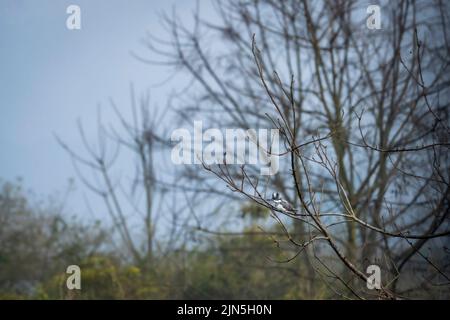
[0,0,215,218]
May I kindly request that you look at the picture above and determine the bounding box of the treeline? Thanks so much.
[0,180,330,299]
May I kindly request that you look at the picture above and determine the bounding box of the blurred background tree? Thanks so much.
[1,179,328,299]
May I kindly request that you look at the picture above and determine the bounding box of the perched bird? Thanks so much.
[270,192,297,214]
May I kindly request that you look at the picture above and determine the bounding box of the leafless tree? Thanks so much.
[139,0,450,299]
[56,86,187,270]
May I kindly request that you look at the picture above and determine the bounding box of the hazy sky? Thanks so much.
[0,0,215,218]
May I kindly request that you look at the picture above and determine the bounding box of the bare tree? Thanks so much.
[140,0,450,299]
[56,86,183,270]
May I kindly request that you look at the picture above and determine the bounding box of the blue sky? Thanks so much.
[0,0,214,218]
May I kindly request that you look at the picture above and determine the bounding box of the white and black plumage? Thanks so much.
[270,192,297,214]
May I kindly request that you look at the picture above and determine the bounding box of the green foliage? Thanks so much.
[0,180,391,300]
[38,255,141,299]
[0,180,107,299]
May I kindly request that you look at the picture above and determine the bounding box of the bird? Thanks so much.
[270,192,297,214]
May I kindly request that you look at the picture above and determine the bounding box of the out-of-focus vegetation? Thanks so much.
[0,180,331,300]
[47,0,449,299]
